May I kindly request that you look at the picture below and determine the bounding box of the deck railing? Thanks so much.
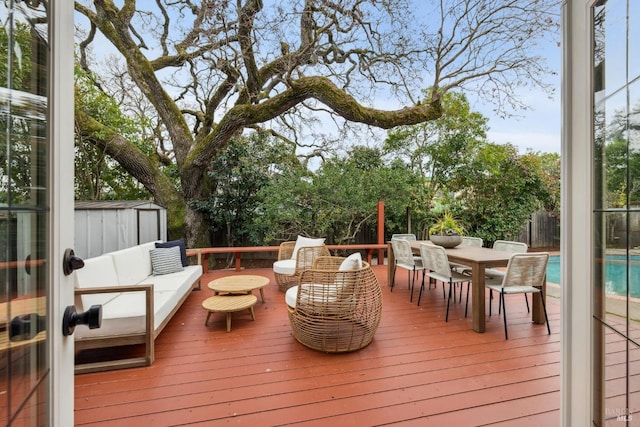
[187,244,388,272]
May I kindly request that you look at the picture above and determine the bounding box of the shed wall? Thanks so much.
[74,207,167,258]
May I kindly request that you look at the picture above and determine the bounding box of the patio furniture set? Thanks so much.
[389,236,551,339]
[200,236,384,353]
[71,234,550,374]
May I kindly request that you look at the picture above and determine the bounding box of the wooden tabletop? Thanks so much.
[207,275,270,292]
[408,241,512,267]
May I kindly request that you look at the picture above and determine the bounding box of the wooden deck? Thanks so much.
[74,265,561,426]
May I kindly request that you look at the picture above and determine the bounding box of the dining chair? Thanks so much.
[391,233,417,241]
[418,243,472,321]
[462,236,483,247]
[391,234,422,273]
[450,235,484,273]
[449,236,484,300]
[487,240,529,312]
[485,252,551,339]
[390,238,426,302]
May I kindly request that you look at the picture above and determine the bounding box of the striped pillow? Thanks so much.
[150,246,184,275]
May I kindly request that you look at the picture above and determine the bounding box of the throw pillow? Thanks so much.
[150,246,184,275]
[155,238,188,267]
[339,252,363,271]
[291,235,325,260]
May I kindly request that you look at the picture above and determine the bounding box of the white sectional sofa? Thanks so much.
[73,240,202,373]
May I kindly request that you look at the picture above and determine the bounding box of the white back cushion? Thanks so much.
[73,255,121,309]
[74,255,118,288]
[139,241,158,276]
[111,245,148,284]
[339,252,363,271]
[291,236,325,260]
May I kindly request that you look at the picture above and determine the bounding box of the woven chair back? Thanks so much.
[501,253,549,289]
[420,244,452,277]
[461,236,483,247]
[391,233,417,241]
[493,240,528,254]
[391,238,416,266]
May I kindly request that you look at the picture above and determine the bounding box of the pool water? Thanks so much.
[547,255,640,298]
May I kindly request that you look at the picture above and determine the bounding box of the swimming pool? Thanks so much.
[546,255,640,298]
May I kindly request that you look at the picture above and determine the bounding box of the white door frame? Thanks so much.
[49,1,76,425]
[561,0,594,425]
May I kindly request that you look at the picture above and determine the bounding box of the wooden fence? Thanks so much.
[518,211,560,249]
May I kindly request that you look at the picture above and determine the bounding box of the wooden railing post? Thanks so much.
[377,201,385,265]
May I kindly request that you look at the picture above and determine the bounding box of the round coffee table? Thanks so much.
[202,294,257,332]
[208,274,270,303]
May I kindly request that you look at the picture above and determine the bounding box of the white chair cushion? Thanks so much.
[291,236,325,260]
[285,284,341,308]
[285,285,299,307]
[339,252,362,271]
[273,259,296,275]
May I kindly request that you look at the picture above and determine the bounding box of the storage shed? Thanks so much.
[74,201,167,258]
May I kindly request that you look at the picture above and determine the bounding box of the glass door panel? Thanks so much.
[0,1,50,425]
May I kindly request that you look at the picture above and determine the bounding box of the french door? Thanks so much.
[1,1,75,425]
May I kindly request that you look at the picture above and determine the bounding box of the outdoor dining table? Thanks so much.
[386,240,547,333]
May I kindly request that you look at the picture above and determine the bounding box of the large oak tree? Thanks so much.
[74,0,559,246]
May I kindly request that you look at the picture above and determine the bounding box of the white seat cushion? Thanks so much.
[285,283,342,308]
[144,265,202,292]
[285,285,299,307]
[273,259,296,275]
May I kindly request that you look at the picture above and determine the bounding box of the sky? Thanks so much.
[477,71,562,155]
[479,96,561,155]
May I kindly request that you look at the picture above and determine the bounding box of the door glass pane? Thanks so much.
[0,1,49,425]
[601,0,627,97]
[630,0,640,82]
[597,91,628,211]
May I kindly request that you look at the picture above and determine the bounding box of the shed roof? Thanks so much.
[74,200,165,210]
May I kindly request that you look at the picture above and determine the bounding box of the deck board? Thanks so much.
[74,265,561,426]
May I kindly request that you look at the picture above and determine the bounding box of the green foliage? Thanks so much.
[604,138,640,208]
[455,143,551,244]
[256,145,417,244]
[385,91,559,246]
[0,21,37,205]
[384,91,488,233]
[192,132,297,246]
[74,65,153,200]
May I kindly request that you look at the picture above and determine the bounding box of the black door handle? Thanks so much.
[63,248,84,276]
[62,305,102,336]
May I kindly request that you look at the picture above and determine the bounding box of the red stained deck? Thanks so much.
[74,265,561,426]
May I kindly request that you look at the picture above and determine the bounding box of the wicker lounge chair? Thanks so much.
[285,255,383,353]
[273,239,330,292]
